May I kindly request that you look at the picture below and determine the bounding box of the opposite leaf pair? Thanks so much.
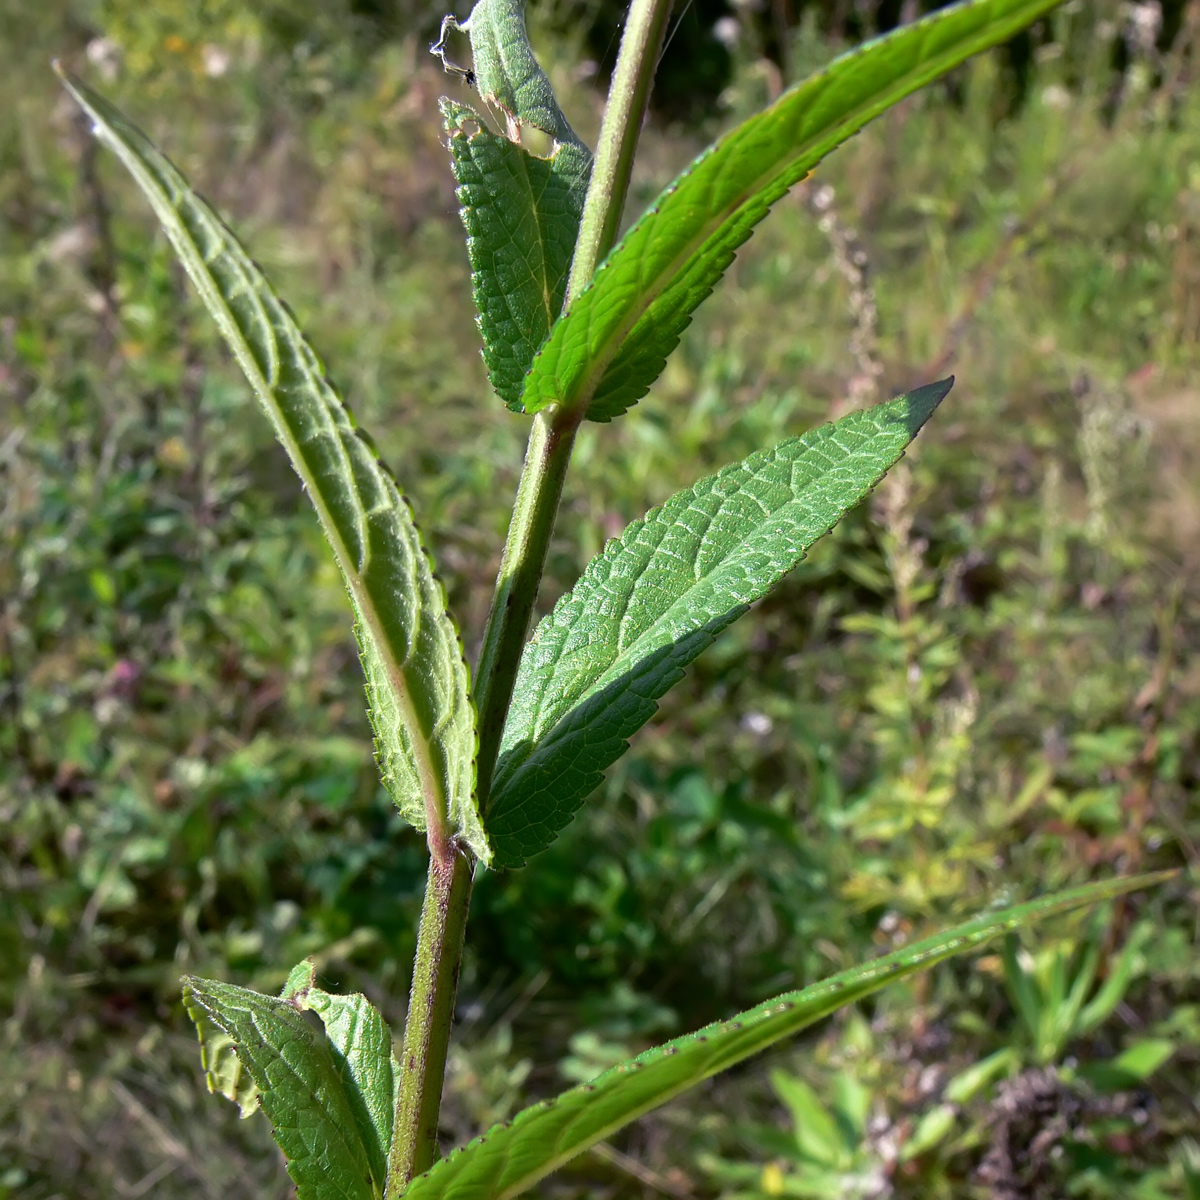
[182,878,1166,1200]
[60,0,1068,876]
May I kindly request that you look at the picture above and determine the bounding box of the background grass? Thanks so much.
[1,0,1199,1196]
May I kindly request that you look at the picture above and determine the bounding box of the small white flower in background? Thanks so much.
[1126,0,1161,55]
[85,37,121,82]
[1041,84,1071,110]
[713,17,741,50]
[740,711,773,736]
[202,43,232,78]
[46,224,93,262]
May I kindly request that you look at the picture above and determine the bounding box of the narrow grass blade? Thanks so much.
[442,98,589,410]
[58,69,488,864]
[402,874,1172,1200]
[517,0,1063,421]
[487,381,950,867]
[183,976,382,1200]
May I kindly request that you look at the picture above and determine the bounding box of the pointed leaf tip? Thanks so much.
[402,873,1170,1200]
[488,383,949,866]
[57,68,490,865]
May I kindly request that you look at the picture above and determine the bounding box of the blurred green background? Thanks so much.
[2,0,1199,1196]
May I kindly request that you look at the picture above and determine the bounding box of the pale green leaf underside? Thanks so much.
[403,874,1170,1200]
[189,1001,261,1118]
[456,0,590,150]
[183,976,380,1200]
[518,0,1063,421]
[487,382,950,868]
[59,71,488,864]
[442,98,589,411]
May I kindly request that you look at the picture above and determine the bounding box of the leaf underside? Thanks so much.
[402,873,1171,1200]
[59,70,488,864]
[189,1001,262,1118]
[184,976,382,1200]
[517,0,1063,422]
[458,0,591,151]
[487,381,951,868]
[442,97,589,411]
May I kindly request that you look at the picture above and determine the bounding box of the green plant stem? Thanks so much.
[473,412,577,810]
[565,0,674,306]
[473,0,674,809]
[387,843,473,1194]
[388,3,674,1183]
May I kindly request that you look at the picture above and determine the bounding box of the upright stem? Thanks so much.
[472,413,578,809]
[389,2,673,1185]
[565,0,674,305]
[474,0,675,807]
[387,844,473,1195]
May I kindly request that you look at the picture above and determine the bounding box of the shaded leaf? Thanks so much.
[442,97,590,410]
[284,961,399,1193]
[189,1003,261,1119]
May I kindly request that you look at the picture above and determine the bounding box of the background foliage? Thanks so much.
[1,0,1198,1196]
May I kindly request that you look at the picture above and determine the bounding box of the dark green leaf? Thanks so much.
[487,382,949,867]
[284,961,399,1194]
[183,976,380,1200]
[442,98,590,410]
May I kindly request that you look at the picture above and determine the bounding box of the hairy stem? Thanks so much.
[473,0,673,806]
[387,845,473,1194]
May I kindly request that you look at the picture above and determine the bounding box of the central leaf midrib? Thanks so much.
[528,452,800,739]
[116,123,452,839]
[512,148,557,333]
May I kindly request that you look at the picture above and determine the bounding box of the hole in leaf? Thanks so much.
[519,123,555,158]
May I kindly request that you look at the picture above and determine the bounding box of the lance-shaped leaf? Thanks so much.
[442,98,590,410]
[183,975,384,1200]
[517,0,1063,421]
[402,873,1172,1200]
[487,381,950,868]
[59,69,489,864]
